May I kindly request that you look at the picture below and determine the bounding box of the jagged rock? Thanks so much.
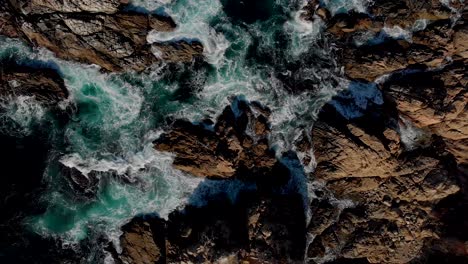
[312,0,466,81]
[154,100,276,178]
[0,0,204,72]
[368,0,452,29]
[319,0,455,41]
[152,41,204,63]
[382,61,468,165]
[325,12,383,41]
[304,90,461,263]
[300,0,330,22]
[342,37,449,82]
[59,164,102,198]
[246,194,306,262]
[117,192,306,263]
[342,15,468,81]
[0,60,68,105]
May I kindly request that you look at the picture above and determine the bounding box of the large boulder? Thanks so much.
[119,217,166,264]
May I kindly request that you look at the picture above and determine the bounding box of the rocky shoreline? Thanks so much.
[0,0,467,263]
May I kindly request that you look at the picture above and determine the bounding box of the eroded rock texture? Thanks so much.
[307,101,461,263]
[119,193,307,264]
[0,0,203,72]
[154,100,276,178]
[298,2,468,262]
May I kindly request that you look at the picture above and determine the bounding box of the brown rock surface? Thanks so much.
[320,0,455,41]
[305,93,461,263]
[368,0,452,29]
[154,101,276,178]
[313,0,466,82]
[120,217,165,264]
[382,61,468,165]
[118,192,306,264]
[0,0,203,72]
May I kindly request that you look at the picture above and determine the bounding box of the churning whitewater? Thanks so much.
[0,0,377,261]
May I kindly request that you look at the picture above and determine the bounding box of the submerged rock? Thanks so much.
[0,0,203,72]
[154,100,277,179]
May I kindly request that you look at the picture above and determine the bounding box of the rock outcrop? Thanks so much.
[295,2,468,262]
[154,100,276,178]
[118,192,307,263]
[0,60,68,105]
[305,92,462,263]
[382,62,468,166]
[0,0,204,72]
[303,0,466,82]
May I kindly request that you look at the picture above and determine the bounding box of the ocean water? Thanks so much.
[0,0,372,261]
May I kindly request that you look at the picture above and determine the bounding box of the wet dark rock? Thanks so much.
[300,0,330,22]
[59,164,101,198]
[0,59,68,105]
[117,192,307,263]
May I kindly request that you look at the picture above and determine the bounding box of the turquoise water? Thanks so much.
[0,0,370,260]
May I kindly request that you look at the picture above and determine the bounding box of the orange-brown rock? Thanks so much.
[120,217,165,264]
[305,94,461,263]
[382,61,468,165]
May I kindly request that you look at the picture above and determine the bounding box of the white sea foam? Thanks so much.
[322,0,371,15]
[147,0,230,66]
[398,118,431,151]
[130,0,172,10]
[0,95,46,136]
